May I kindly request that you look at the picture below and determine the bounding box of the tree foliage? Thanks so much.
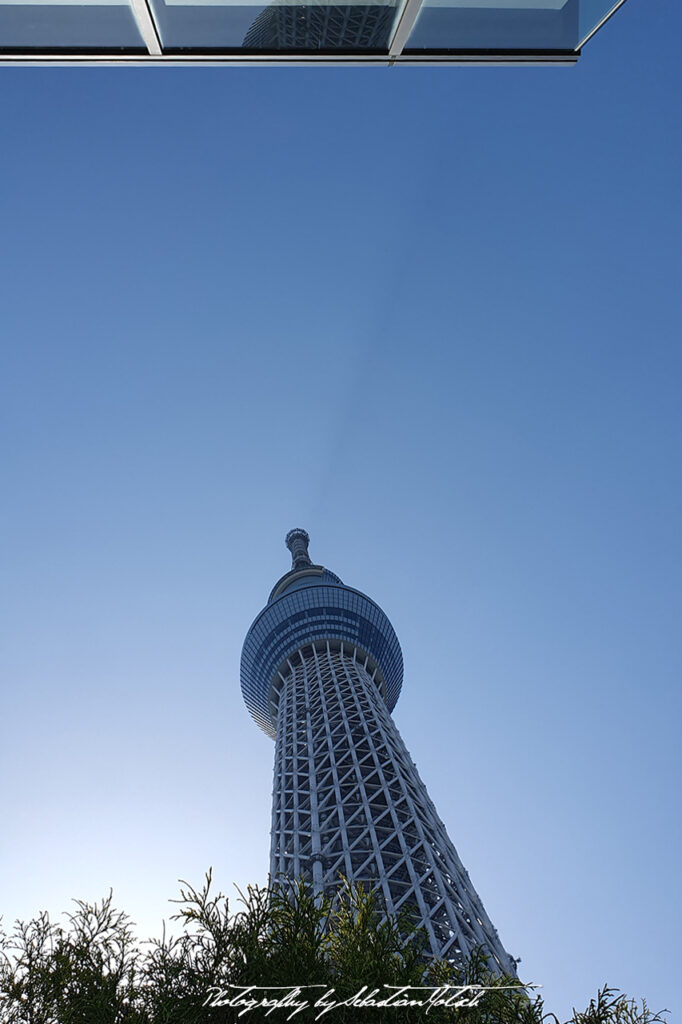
[0,874,669,1024]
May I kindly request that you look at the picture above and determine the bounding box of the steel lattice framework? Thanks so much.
[243,1,395,50]
[241,530,516,973]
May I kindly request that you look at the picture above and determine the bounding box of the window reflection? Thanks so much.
[0,0,144,48]
[148,0,396,50]
[406,0,582,52]
[243,1,395,49]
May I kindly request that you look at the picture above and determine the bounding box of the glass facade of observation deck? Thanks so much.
[0,0,626,63]
[241,582,403,738]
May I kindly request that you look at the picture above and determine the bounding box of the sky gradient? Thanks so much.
[1,3,680,1020]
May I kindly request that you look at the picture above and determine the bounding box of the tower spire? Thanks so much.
[285,528,312,570]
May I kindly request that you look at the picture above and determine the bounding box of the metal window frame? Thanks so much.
[577,0,627,49]
[128,0,162,53]
[0,0,627,65]
[0,51,581,66]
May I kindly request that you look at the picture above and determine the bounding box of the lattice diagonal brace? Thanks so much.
[241,531,516,973]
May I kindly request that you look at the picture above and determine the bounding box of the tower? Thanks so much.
[243,0,394,50]
[241,529,515,972]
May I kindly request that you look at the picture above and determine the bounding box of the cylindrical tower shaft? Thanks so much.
[241,531,516,973]
[270,639,511,969]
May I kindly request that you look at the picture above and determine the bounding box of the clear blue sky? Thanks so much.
[1,3,680,1020]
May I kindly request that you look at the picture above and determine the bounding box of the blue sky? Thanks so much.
[1,2,681,1020]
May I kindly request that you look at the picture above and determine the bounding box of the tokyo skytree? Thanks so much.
[241,529,516,972]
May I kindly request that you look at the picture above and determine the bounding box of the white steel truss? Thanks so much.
[269,637,515,973]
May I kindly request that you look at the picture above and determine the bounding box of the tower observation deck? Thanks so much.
[241,529,515,972]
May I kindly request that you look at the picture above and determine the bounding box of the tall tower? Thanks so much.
[241,529,515,973]
[243,1,393,50]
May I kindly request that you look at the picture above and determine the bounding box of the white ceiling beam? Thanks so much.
[388,0,426,57]
[129,0,162,54]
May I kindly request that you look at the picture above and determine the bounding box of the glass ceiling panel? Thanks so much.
[405,0,622,52]
[0,0,145,48]
[148,0,399,51]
